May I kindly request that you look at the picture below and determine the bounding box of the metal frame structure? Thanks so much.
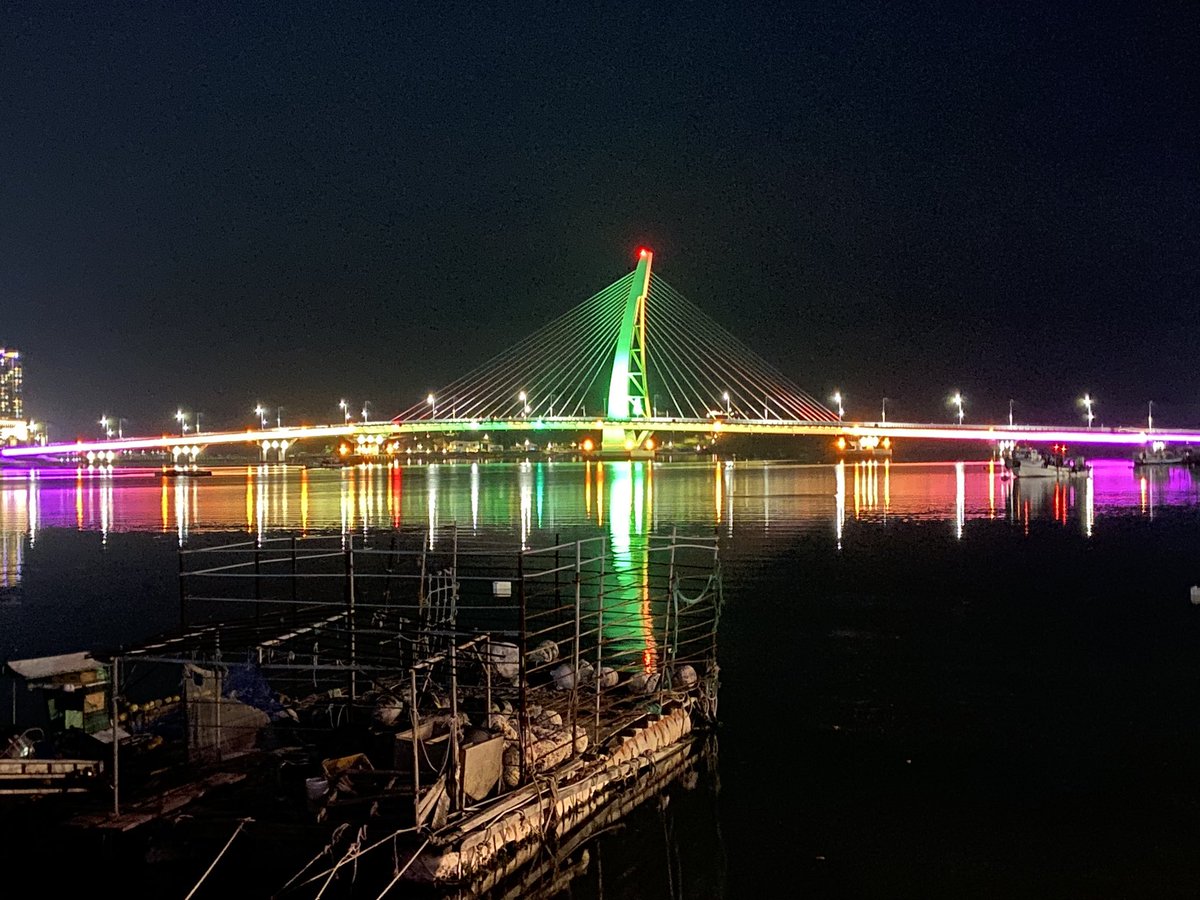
[103,528,721,834]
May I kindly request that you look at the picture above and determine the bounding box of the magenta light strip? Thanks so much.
[0,424,360,458]
[2,419,1198,459]
[838,424,1199,445]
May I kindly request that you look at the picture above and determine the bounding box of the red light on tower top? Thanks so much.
[637,247,651,259]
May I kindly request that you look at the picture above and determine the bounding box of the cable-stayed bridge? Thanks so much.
[4,249,1200,463]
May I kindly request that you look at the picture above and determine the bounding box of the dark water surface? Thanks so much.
[3,458,1200,897]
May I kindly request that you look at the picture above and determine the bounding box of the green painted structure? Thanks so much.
[602,249,654,455]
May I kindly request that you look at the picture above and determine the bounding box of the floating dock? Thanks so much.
[3,528,722,896]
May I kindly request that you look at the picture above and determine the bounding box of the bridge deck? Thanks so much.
[4,418,1200,459]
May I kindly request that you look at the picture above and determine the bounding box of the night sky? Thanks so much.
[2,2,1197,439]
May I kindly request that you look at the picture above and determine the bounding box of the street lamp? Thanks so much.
[339,399,350,424]
[723,391,731,415]
[1148,400,1154,431]
[1079,394,1095,429]
[195,412,202,435]
[276,406,283,428]
[830,391,843,421]
[950,392,964,425]
[518,391,529,417]
[427,393,436,418]
[175,409,187,436]
[255,404,268,428]
[1008,399,1014,427]
[361,402,370,423]
[881,397,889,424]
[99,415,113,439]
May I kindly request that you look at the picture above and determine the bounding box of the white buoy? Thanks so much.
[483,642,520,681]
[629,671,662,694]
[675,664,698,688]
[552,661,594,690]
[528,639,560,666]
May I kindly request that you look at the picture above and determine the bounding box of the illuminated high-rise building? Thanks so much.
[0,347,23,419]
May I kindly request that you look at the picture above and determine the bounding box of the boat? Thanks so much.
[1003,444,1090,479]
[160,466,212,477]
[1,653,111,797]
[302,458,345,470]
[1133,442,1192,467]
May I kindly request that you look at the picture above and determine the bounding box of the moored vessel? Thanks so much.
[1003,444,1090,479]
[1133,441,1192,467]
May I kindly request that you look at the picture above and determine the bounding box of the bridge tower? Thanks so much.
[602,248,654,456]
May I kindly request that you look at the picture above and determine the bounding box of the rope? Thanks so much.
[183,817,251,900]
[672,572,719,606]
[279,824,422,894]
[373,836,431,900]
[314,824,368,899]
[276,822,350,893]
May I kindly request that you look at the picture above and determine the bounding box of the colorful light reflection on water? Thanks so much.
[1,458,1199,592]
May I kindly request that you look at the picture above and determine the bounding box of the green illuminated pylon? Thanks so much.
[602,249,654,455]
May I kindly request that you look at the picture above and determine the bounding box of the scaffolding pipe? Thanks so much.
[517,549,527,784]
[345,547,357,704]
[571,539,581,757]
[595,538,605,737]
[661,527,678,706]
[110,657,120,816]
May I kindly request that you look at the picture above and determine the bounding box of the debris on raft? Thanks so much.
[3,527,722,897]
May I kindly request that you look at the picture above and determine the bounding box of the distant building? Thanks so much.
[0,347,23,419]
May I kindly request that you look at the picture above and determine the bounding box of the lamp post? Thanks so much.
[195,412,202,435]
[882,397,888,424]
[518,391,529,418]
[830,391,843,421]
[99,415,113,439]
[427,394,436,419]
[276,406,283,428]
[175,409,187,436]
[950,392,964,425]
[723,391,731,416]
[255,405,268,428]
[361,402,370,423]
[1079,394,1095,429]
[1148,401,1154,431]
[339,399,350,424]
[1008,399,1014,427]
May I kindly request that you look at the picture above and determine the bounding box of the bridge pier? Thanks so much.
[260,439,290,462]
[598,425,656,459]
[172,445,202,466]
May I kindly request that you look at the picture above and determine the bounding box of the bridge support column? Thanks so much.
[598,426,655,459]
[601,249,655,456]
